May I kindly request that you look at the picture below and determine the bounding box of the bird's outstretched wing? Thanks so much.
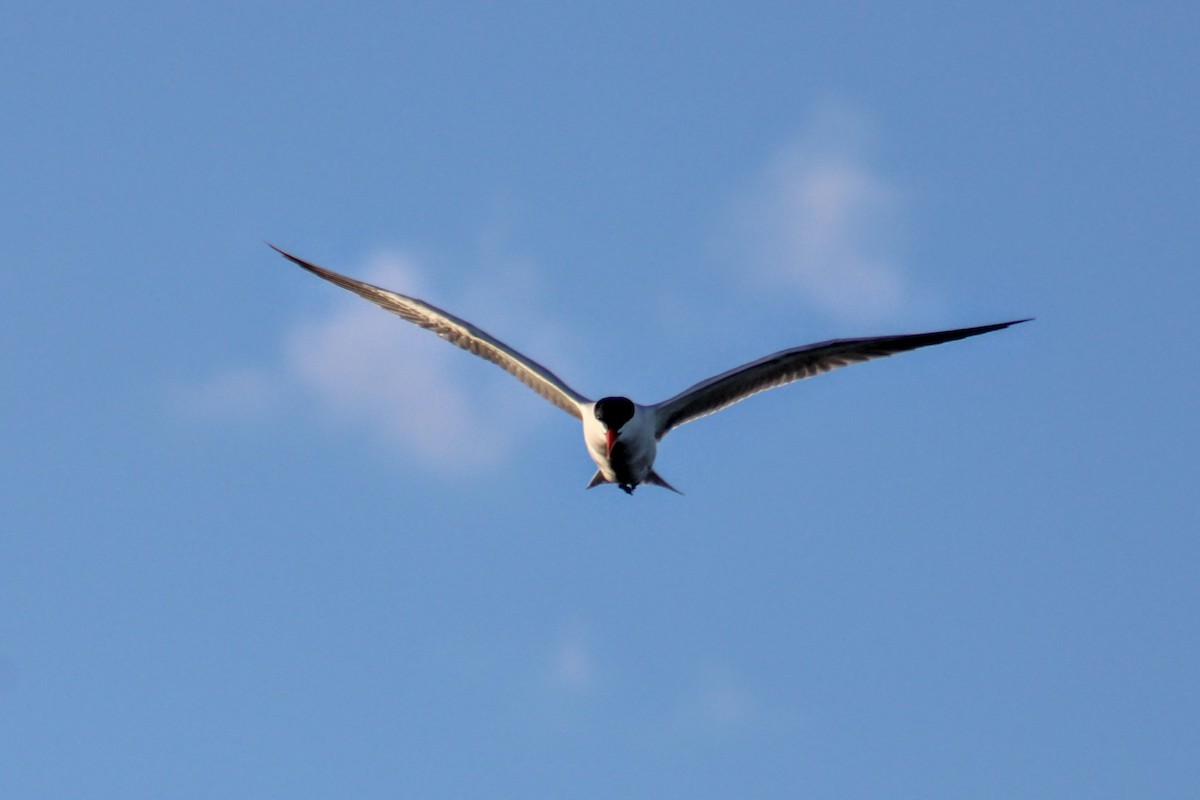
[270,244,590,419]
[653,319,1030,438]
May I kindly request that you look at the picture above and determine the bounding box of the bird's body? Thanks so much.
[270,244,1028,494]
[582,398,666,494]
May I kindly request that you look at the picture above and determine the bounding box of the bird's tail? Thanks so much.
[644,470,683,495]
[586,469,683,495]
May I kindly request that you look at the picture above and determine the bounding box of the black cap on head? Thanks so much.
[594,396,635,431]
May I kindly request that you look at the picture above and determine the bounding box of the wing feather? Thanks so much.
[270,244,589,418]
[653,319,1030,437]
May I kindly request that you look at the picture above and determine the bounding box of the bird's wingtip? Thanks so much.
[985,317,1034,333]
[265,242,325,276]
[265,241,299,262]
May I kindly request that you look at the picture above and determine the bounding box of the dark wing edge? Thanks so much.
[652,318,1031,438]
[269,244,589,419]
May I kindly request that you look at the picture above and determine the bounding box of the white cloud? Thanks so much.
[672,666,754,735]
[284,254,513,470]
[548,628,595,691]
[732,104,911,323]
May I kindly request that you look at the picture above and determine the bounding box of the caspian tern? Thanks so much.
[270,244,1028,495]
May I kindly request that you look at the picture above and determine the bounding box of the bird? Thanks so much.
[270,244,1029,495]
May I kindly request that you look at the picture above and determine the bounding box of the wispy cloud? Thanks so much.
[548,626,595,691]
[667,665,755,737]
[177,248,575,472]
[523,625,765,742]
[172,365,280,420]
[731,104,912,324]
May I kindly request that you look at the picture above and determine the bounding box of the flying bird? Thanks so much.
[270,244,1028,495]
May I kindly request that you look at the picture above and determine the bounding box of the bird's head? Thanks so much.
[594,396,635,455]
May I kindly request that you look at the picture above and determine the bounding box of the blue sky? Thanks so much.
[3,1,1197,797]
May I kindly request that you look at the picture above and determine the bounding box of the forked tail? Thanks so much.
[586,470,682,495]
